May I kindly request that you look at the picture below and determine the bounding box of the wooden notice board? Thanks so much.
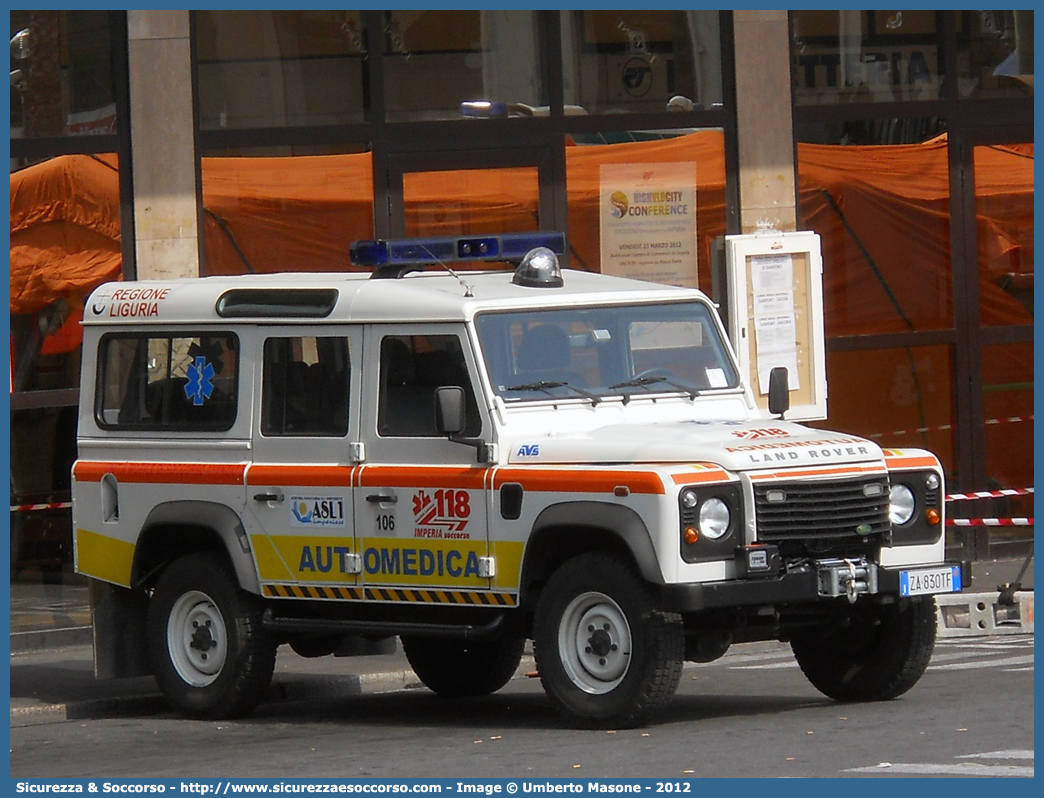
[724,231,826,421]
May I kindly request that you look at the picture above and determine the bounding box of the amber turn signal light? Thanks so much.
[925,508,941,526]
[683,527,699,545]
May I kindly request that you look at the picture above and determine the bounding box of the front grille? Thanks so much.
[754,477,890,554]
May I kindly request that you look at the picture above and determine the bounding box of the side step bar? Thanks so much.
[262,609,507,640]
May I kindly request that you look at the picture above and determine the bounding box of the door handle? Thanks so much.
[253,491,284,503]
[366,494,397,504]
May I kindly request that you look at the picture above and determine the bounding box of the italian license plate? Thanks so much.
[900,565,962,597]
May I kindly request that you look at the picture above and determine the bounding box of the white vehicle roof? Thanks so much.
[82,267,709,327]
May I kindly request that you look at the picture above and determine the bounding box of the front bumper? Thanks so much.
[662,560,971,614]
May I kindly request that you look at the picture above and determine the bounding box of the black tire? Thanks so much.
[534,553,684,728]
[147,553,277,719]
[791,595,937,702]
[401,636,525,697]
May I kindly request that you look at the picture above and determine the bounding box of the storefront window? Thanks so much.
[791,11,943,105]
[956,10,1033,98]
[814,345,957,477]
[11,153,121,591]
[974,144,1033,327]
[10,10,119,139]
[195,11,366,129]
[383,10,543,122]
[981,342,1033,547]
[564,129,726,290]
[199,146,374,275]
[797,122,953,334]
[561,11,723,115]
[403,167,539,239]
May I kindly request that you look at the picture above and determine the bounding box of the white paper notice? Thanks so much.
[753,312,800,394]
[753,290,793,316]
[751,254,793,292]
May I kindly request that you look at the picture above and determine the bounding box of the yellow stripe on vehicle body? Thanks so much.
[75,528,136,587]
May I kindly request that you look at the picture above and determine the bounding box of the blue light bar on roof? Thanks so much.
[350,232,565,268]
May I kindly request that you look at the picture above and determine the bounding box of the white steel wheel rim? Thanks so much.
[167,590,228,687]
[558,591,632,694]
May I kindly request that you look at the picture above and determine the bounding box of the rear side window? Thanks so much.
[261,336,350,437]
[95,333,239,431]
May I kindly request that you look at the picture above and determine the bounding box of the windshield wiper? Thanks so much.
[505,380,601,405]
[608,375,700,401]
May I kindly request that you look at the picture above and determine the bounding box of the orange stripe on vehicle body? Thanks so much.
[358,465,489,490]
[882,451,940,470]
[748,464,887,481]
[671,466,732,485]
[493,468,665,495]
[248,464,355,487]
[73,461,246,485]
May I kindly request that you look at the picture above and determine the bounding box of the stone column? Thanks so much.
[127,10,199,279]
[732,11,797,233]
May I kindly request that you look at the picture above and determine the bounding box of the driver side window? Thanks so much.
[377,334,481,438]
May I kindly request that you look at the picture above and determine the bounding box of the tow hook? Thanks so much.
[817,558,878,603]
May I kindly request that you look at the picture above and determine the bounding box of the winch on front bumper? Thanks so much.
[661,555,970,614]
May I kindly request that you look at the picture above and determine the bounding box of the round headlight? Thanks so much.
[681,489,699,510]
[889,484,916,525]
[698,497,731,540]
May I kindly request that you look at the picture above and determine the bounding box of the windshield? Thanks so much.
[475,302,739,403]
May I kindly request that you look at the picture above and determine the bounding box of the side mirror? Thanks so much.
[768,367,790,419]
[435,386,466,436]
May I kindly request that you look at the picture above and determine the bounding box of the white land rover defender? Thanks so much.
[73,233,967,727]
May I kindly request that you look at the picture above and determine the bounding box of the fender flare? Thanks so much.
[521,501,664,598]
[138,501,260,594]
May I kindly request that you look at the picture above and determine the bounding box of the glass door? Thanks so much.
[952,126,1033,560]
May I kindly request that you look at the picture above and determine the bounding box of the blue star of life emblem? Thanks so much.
[184,356,215,406]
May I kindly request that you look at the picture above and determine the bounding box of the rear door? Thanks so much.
[245,328,363,598]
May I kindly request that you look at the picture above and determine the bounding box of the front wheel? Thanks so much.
[147,553,277,719]
[534,554,684,728]
[790,595,937,702]
[401,636,526,697]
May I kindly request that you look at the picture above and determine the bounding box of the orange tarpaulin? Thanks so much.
[10,153,122,316]
[798,135,1033,335]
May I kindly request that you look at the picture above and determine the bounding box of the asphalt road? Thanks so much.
[9,635,1033,779]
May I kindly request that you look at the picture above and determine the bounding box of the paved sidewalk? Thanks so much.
[9,557,1031,726]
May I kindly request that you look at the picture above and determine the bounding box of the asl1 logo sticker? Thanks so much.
[412,489,470,539]
[290,496,346,527]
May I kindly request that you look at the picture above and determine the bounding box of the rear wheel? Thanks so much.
[147,553,276,719]
[401,636,526,697]
[534,553,683,728]
[791,595,936,702]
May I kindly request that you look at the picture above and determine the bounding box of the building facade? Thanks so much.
[9,10,1033,609]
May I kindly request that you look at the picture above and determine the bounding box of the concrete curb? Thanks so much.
[10,625,93,653]
[10,658,540,727]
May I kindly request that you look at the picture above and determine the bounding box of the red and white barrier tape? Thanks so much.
[946,487,1034,502]
[9,501,72,514]
[947,517,1034,527]
[868,414,1032,440]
